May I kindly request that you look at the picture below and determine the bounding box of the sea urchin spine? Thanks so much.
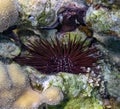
[14,37,100,74]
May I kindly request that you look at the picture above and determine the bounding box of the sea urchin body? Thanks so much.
[15,37,100,74]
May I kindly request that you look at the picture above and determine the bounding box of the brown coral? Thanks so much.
[13,86,64,108]
[0,61,29,108]
[42,87,64,105]
[13,88,42,108]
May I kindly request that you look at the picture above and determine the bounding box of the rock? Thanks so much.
[26,65,101,98]
[17,0,87,27]
[0,0,19,32]
[93,33,120,67]
[0,39,21,59]
[102,62,120,101]
[86,5,120,36]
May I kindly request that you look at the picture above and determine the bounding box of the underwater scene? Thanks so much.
[0,0,120,109]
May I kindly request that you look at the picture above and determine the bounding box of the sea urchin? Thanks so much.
[15,37,100,74]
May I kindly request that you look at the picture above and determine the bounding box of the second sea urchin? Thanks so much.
[15,36,100,74]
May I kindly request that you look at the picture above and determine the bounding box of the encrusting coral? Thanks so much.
[42,87,64,105]
[7,63,28,87]
[0,0,19,32]
[13,88,43,108]
[0,60,64,108]
[13,86,64,108]
[0,61,29,109]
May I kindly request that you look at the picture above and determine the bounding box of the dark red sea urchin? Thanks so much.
[15,37,100,74]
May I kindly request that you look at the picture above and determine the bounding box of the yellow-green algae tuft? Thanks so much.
[48,97,103,109]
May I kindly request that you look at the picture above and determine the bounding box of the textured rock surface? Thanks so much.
[94,33,120,67]
[26,65,101,98]
[102,62,120,100]
[0,39,21,59]
[86,6,120,35]
[17,0,86,27]
[0,0,19,32]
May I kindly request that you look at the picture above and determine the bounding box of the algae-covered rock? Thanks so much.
[90,0,120,6]
[27,65,104,109]
[26,65,101,99]
[0,39,21,59]
[86,6,120,35]
[93,33,120,66]
[48,97,103,109]
[17,0,87,27]
[49,73,93,98]
[17,0,58,27]
[102,63,120,101]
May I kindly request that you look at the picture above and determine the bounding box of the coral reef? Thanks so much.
[13,86,63,108]
[42,87,64,105]
[0,61,29,109]
[88,0,120,6]
[85,5,120,35]
[41,2,88,32]
[25,67,103,109]
[0,63,63,109]
[26,66,101,99]
[102,62,120,101]
[49,97,103,109]
[0,0,19,32]
[13,88,42,108]
[17,0,87,28]
[93,33,120,66]
[85,3,120,67]
[0,0,120,109]
[17,0,56,27]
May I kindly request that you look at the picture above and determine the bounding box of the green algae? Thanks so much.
[37,9,55,26]
[48,97,103,109]
[49,73,94,98]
